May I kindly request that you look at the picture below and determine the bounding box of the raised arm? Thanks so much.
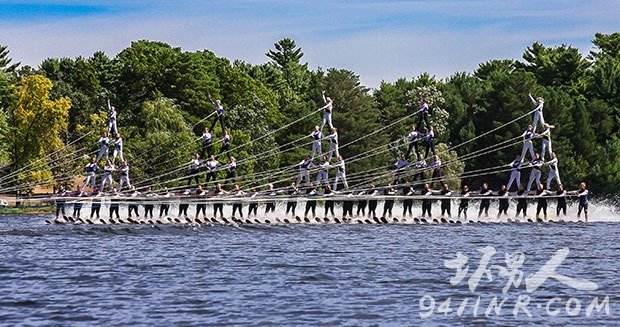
[528,93,536,104]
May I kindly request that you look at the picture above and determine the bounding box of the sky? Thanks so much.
[0,0,618,88]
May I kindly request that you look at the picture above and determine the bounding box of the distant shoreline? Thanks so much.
[0,206,54,215]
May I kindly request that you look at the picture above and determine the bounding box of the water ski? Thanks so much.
[455,220,462,224]
[372,217,380,224]
[356,220,363,224]
[380,217,388,224]
[413,217,420,223]
[420,218,428,223]
[536,217,544,222]
[314,217,321,223]
[364,219,372,224]
[264,219,271,224]
[448,219,455,224]
[304,217,310,223]
[195,218,204,224]
[432,218,439,224]
[245,219,252,224]
[295,216,301,222]
[467,220,474,223]
[221,217,229,224]
[334,217,341,224]
[440,218,448,224]
[323,217,330,223]
[393,218,400,223]
[45,219,53,224]
[283,218,290,224]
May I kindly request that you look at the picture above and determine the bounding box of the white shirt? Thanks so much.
[207,160,218,171]
[395,159,409,169]
[326,131,338,144]
[335,160,346,174]
[190,159,201,171]
[99,137,109,147]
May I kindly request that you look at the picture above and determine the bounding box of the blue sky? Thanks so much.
[1,0,618,87]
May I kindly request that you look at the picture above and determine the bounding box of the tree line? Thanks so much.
[0,32,618,195]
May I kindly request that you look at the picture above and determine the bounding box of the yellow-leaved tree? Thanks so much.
[10,74,70,192]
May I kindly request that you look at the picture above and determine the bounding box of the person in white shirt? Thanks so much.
[526,153,543,191]
[332,155,348,190]
[325,127,340,162]
[187,154,203,186]
[528,93,545,132]
[201,127,214,159]
[118,160,132,192]
[220,130,232,158]
[208,94,226,132]
[95,131,110,164]
[205,155,219,185]
[80,158,98,196]
[226,156,237,183]
[418,97,431,129]
[296,155,315,186]
[319,90,334,132]
[520,125,536,162]
[430,155,442,188]
[112,133,124,163]
[316,156,330,186]
[99,160,115,192]
[393,154,409,186]
[405,124,422,161]
[107,99,118,135]
[506,154,522,192]
[545,152,561,189]
[413,156,427,183]
[424,126,436,159]
[309,126,323,161]
[540,123,554,160]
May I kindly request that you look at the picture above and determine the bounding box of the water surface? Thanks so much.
[1,214,618,325]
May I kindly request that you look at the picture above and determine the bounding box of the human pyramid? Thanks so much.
[63,89,589,223]
[79,99,131,196]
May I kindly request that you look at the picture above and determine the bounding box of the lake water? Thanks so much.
[1,207,619,325]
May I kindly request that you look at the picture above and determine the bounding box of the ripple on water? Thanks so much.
[0,215,619,325]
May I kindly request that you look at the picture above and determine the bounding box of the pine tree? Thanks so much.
[0,45,20,73]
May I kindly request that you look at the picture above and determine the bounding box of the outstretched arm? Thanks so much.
[322,90,327,104]
[528,93,536,104]
[107,99,111,111]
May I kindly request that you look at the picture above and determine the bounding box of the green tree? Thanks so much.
[9,74,71,191]
[0,71,16,166]
[520,42,590,92]
[0,45,19,73]
[129,97,197,185]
